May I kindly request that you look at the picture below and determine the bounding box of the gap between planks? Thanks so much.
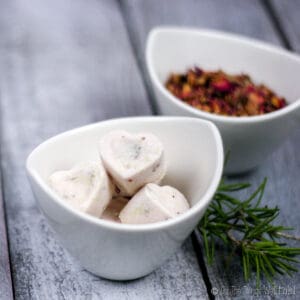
[117,0,159,115]
[0,0,208,298]
[260,0,292,50]
[117,1,298,299]
[118,2,215,299]
[0,166,14,299]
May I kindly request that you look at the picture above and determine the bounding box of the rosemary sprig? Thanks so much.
[199,177,300,286]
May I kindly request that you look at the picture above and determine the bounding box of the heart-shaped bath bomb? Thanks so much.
[49,161,112,217]
[119,183,189,224]
[99,130,167,196]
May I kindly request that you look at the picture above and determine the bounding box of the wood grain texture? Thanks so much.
[0,0,207,299]
[120,0,300,298]
[0,4,15,300]
[119,0,282,75]
[271,0,300,52]
[0,171,14,300]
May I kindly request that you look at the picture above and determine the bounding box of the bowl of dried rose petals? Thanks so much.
[146,27,300,174]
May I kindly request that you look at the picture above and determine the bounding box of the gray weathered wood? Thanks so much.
[119,0,281,80]
[0,170,14,300]
[0,4,14,300]
[271,0,300,52]
[0,0,207,298]
[120,0,300,298]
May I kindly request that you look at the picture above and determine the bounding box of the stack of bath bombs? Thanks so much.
[49,130,189,224]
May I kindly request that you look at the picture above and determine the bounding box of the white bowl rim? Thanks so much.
[26,116,224,233]
[146,26,300,124]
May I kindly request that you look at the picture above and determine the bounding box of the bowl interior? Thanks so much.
[27,117,223,210]
[148,28,300,104]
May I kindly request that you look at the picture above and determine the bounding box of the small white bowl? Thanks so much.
[146,27,300,174]
[26,116,223,280]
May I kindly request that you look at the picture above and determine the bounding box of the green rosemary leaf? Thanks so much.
[272,258,297,274]
[201,228,213,265]
[243,178,267,207]
[242,248,250,281]
[259,254,272,283]
[198,177,300,287]
[261,254,276,276]
[245,212,279,239]
[269,254,299,263]
[255,255,260,287]
[254,178,267,208]
[210,236,215,261]
[215,193,242,206]
[218,182,251,192]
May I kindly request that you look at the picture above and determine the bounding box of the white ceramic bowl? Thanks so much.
[146,27,300,174]
[26,116,223,280]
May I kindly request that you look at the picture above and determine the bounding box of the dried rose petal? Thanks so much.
[211,78,233,92]
[165,67,287,117]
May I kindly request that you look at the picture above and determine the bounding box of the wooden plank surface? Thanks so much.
[0,4,15,300]
[1,0,299,298]
[120,0,300,298]
[0,0,208,299]
[119,0,281,77]
[271,0,300,52]
[0,171,13,300]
